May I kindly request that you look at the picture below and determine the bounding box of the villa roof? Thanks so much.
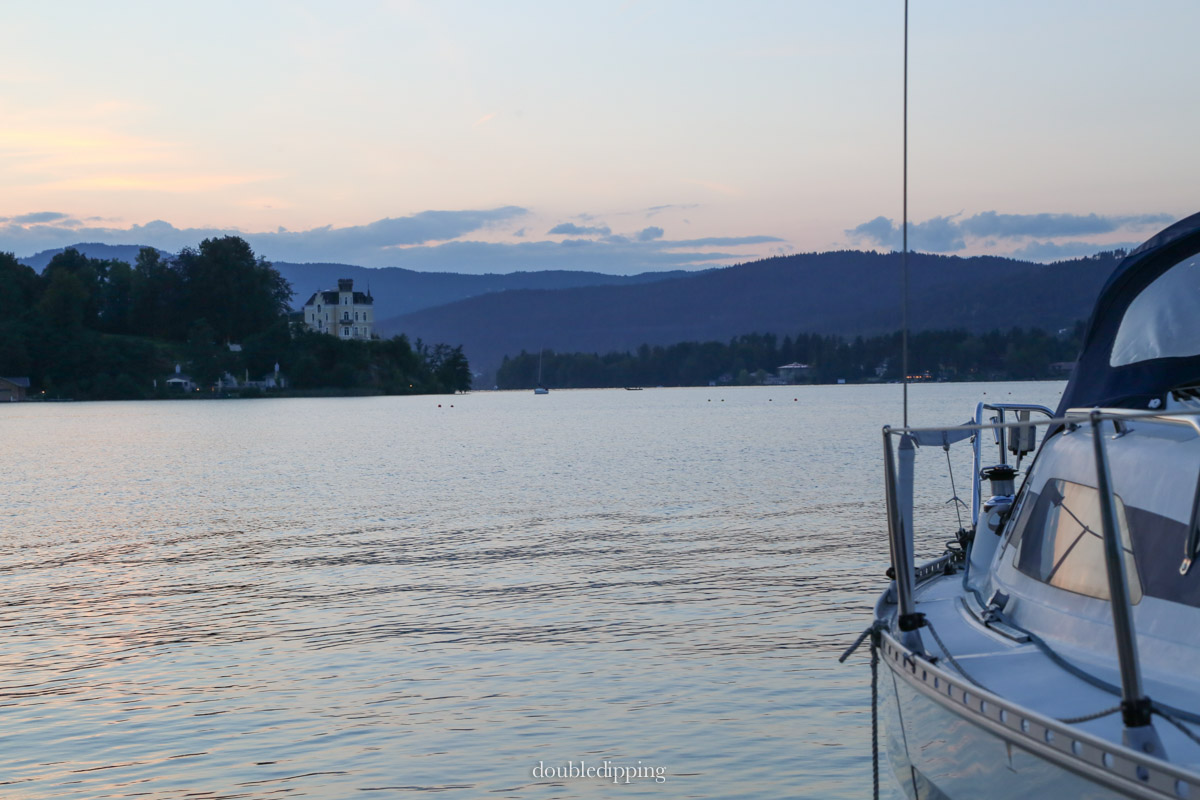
[303,289,373,306]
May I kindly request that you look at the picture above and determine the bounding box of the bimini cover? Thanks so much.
[1057,211,1200,414]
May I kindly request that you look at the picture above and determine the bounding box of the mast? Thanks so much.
[902,0,910,427]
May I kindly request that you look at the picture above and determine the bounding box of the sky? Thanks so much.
[2,1,1197,274]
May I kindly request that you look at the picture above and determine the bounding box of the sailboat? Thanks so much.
[534,349,549,395]
[844,5,1200,797]
[849,212,1200,800]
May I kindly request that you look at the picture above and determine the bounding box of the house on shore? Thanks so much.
[0,377,30,401]
[777,363,812,383]
[301,279,375,340]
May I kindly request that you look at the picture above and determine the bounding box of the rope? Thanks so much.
[846,613,1200,796]
[839,625,875,664]
[923,617,988,691]
[963,585,1200,731]
[840,623,884,800]
[1057,705,1122,724]
[944,446,966,532]
[870,628,880,800]
[1155,707,1200,748]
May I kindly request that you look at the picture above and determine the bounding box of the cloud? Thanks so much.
[846,216,895,245]
[844,215,964,252]
[1007,239,1140,262]
[547,222,612,236]
[645,203,698,217]
[267,207,528,251]
[958,211,1173,239]
[14,211,71,224]
[665,235,785,247]
[1,206,530,265]
[356,239,746,274]
[845,210,1177,260]
[1,206,793,274]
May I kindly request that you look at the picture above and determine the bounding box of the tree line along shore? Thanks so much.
[496,327,1083,390]
[0,236,1083,401]
[0,237,470,401]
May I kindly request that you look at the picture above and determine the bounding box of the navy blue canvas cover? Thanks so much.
[1056,212,1200,414]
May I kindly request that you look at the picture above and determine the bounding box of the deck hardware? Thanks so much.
[1181,467,1200,575]
[883,427,923,652]
[1009,409,1037,462]
[1089,410,1167,758]
[987,590,1010,612]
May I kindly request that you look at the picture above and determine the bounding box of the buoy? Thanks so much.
[438,404,442,407]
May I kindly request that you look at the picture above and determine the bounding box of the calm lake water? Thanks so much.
[0,382,1064,799]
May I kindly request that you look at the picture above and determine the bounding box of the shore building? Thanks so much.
[302,279,375,340]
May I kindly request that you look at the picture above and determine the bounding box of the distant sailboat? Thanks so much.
[534,349,549,395]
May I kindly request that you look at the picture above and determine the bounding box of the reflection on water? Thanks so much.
[0,382,1063,798]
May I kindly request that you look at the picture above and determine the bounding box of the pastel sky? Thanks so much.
[2,1,1197,273]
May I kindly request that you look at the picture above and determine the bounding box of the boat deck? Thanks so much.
[911,573,1200,769]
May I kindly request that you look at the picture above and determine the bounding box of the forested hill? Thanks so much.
[16,247,696,319]
[377,249,1124,375]
[20,246,698,319]
[271,262,700,318]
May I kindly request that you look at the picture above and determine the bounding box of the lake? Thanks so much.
[0,381,1065,799]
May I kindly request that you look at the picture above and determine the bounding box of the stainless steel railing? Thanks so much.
[880,404,1200,752]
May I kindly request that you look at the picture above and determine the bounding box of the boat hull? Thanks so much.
[878,631,1191,800]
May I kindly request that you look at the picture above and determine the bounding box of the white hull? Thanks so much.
[879,630,1194,800]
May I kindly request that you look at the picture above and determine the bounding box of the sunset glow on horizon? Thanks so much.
[3,0,1198,272]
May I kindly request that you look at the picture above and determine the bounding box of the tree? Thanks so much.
[131,248,184,339]
[99,260,134,334]
[185,319,224,388]
[430,344,472,392]
[175,236,292,343]
[42,248,104,328]
[38,268,91,331]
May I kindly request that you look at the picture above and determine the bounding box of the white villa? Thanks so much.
[301,278,375,340]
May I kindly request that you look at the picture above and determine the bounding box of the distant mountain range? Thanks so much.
[19,243,1122,380]
[271,261,700,318]
[377,250,1123,377]
[17,243,696,319]
[18,243,170,270]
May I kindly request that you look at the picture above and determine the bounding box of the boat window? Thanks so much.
[1001,484,1039,552]
[1111,254,1200,366]
[1013,479,1142,603]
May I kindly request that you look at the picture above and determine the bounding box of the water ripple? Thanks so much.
[0,383,1063,799]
